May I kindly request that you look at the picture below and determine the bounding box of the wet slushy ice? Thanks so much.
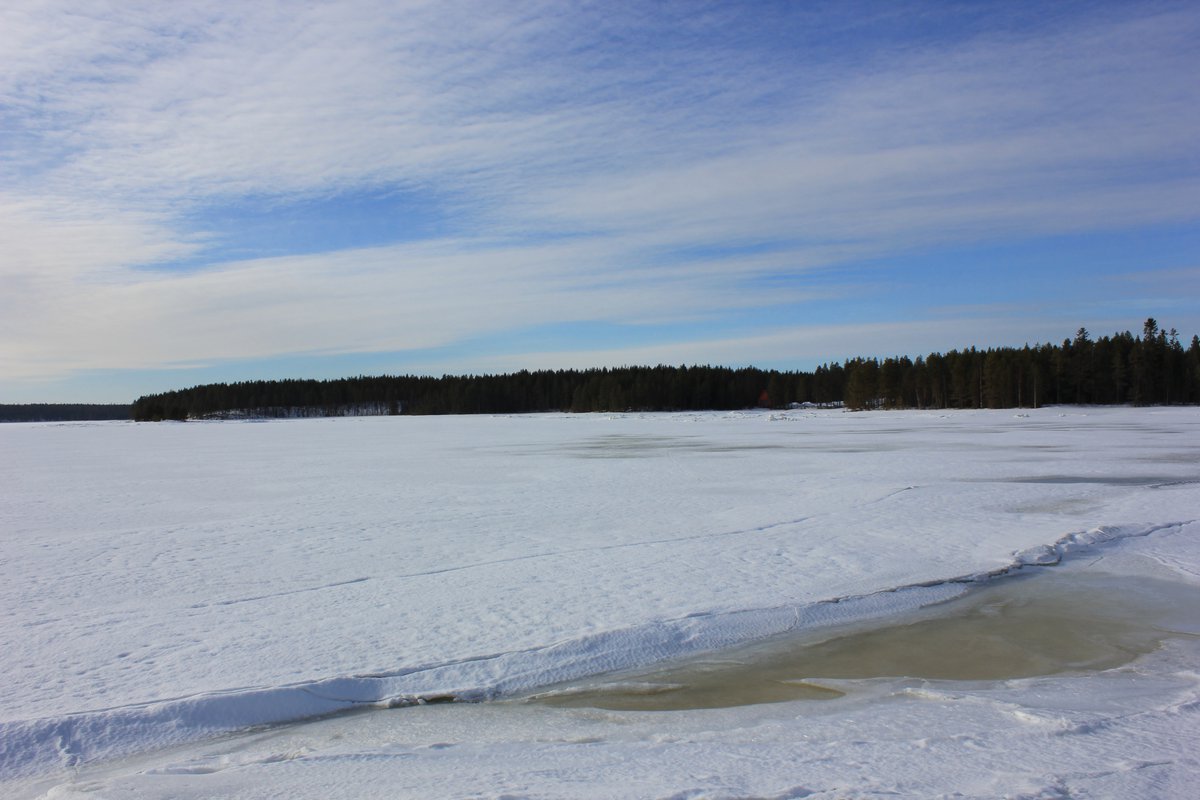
[528,564,1200,711]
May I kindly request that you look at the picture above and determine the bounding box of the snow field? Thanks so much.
[2,407,1199,797]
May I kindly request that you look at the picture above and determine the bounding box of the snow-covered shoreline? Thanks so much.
[3,407,1199,797]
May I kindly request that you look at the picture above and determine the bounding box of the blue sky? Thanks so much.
[1,0,1198,403]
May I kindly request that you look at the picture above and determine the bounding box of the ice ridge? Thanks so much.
[2,520,1187,781]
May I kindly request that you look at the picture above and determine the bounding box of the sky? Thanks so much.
[1,0,1198,403]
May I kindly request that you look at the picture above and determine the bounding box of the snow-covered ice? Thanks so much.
[2,407,1199,798]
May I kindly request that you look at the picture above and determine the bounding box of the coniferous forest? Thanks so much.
[130,319,1200,421]
[0,404,132,423]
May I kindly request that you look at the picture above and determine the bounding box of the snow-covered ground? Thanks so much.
[2,407,1198,798]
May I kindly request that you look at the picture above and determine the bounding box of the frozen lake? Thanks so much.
[3,407,1199,798]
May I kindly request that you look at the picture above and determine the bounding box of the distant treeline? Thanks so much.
[840,319,1198,411]
[0,404,132,423]
[131,319,1200,420]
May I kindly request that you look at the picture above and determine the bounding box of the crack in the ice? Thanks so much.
[188,489,916,605]
[188,576,371,609]
[376,516,816,584]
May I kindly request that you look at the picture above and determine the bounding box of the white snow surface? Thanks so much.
[2,406,1199,798]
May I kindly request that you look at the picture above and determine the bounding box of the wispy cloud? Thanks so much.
[2,234,837,380]
[1,1,1197,396]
